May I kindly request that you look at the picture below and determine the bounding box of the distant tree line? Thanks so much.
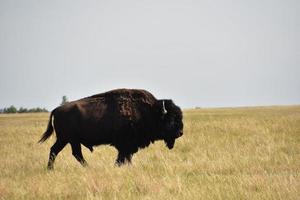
[0,105,48,114]
[0,96,68,114]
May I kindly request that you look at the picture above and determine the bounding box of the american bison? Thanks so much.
[39,89,183,169]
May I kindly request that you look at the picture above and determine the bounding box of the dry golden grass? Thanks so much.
[0,106,299,199]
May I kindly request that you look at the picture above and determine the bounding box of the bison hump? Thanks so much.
[88,89,156,103]
[83,89,157,121]
[115,89,156,121]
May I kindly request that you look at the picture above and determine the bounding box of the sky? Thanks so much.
[0,0,299,110]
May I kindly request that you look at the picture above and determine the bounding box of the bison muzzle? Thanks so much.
[39,89,183,169]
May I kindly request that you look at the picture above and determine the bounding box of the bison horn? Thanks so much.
[162,100,167,114]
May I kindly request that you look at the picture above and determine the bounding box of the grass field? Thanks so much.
[0,106,299,199]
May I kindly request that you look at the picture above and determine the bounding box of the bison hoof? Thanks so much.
[115,160,132,167]
[47,165,54,170]
[81,161,88,167]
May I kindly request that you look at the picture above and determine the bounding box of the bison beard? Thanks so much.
[39,89,183,169]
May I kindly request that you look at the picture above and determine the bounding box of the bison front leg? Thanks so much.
[115,152,132,166]
[70,142,88,167]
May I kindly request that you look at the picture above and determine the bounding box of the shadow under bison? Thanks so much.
[39,88,183,169]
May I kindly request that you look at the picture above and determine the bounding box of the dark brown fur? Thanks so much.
[39,89,183,169]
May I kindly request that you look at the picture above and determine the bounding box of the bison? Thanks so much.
[39,89,183,169]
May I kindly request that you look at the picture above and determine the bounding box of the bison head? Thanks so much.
[158,100,183,149]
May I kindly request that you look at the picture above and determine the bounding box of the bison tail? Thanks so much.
[38,110,55,143]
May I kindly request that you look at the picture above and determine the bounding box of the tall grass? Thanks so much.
[0,106,299,199]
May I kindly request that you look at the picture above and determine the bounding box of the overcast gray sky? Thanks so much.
[0,0,299,109]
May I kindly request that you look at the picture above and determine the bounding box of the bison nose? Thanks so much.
[177,131,183,137]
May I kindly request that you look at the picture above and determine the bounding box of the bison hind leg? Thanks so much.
[115,152,133,166]
[70,142,88,167]
[47,140,67,170]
